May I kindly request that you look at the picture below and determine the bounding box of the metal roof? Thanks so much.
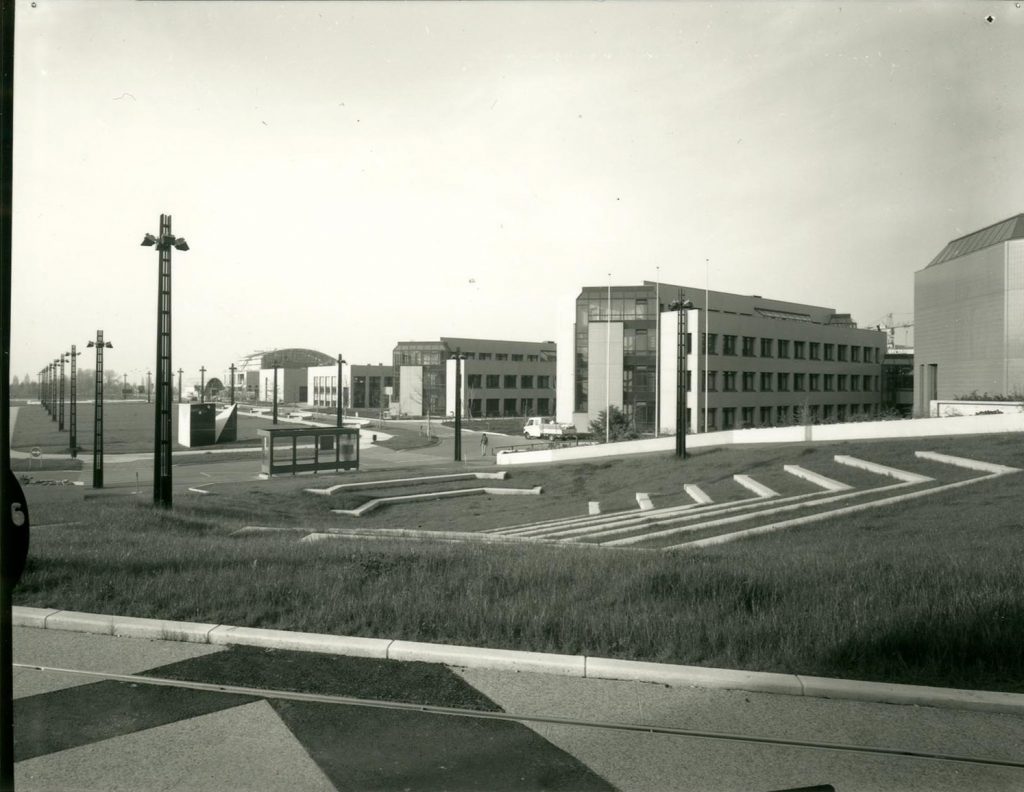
[927,214,1024,268]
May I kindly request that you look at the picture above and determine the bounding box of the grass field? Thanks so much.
[12,432,1024,692]
[12,402,442,456]
[11,402,265,454]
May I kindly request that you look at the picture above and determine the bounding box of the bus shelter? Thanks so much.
[258,426,360,477]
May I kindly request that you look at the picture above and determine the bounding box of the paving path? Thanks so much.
[12,627,1024,791]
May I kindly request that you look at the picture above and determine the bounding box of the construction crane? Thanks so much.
[874,313,913,350]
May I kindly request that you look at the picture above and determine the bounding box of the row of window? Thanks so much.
[468,351,553,362]
[704,371,881,393]
[703,335,880,363]
[466,397,553,418]
[466,374,553,390]
[395,350,553,365]
[702,402,881,431]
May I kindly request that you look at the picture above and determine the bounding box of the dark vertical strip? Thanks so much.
[1,0,18,786]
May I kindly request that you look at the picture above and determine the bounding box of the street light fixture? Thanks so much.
[669,294,694,459]
[229,363,236,405]
[199,366,206,404]
[142,214,189,508]
[86,333,113,487]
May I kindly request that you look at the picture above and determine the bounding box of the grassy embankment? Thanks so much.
[12,432,1024,692]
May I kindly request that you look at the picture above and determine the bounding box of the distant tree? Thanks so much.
[588,405,639,443]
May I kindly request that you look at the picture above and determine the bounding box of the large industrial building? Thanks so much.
[914,214,1024,415]
[393,337,556,418]
[557,283,887,433]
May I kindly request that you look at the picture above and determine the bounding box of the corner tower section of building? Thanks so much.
[914,214,1024,415]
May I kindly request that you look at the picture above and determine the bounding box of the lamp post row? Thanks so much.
[669,292,694,460]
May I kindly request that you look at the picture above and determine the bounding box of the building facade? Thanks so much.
[393,337,556,418]
[350,364,393,413]
[558,283,886,433]
[234,348,336,405]
[914,214,1024,414]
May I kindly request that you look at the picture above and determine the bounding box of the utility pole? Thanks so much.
[453,348,464,462]
[229,363,236,404]
[272,362,279,424]
[50,361,57,421]
[141,214,189,508]
[146,370,152,404]
[199,366,206,404]
[670,293,694,459]
[122,373,128,400]
[177,368,183,403]
[86,332,113,487]
[58,353,66,430]
[336,353,345,427]
[69,346,77,457]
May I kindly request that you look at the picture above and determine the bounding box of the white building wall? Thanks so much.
[305,364,350,408]
[444,358,467,417]
[914,244,1006,413]
[1005,240,1024,394]
[658,309,700,435]
[556,289,577,425]
[398,365,424,417]
[587,321,624,424]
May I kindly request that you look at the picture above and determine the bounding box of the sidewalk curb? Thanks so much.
[13,606,1024,715]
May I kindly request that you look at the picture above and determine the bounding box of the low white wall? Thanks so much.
[930,399,1024,417]
[496,413,1024,466]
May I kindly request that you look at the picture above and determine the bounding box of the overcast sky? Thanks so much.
[11,0,1023,387]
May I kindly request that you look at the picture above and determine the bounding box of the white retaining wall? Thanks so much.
[496,413,1024,466]
[930,399,1024,417]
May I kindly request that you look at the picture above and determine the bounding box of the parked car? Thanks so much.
[523,416,578,440]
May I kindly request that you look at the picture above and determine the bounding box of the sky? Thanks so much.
[11,0,1024,388]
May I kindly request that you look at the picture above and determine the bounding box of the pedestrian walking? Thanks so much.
[480,433,489,457]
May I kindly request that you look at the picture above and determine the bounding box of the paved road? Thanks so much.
[12,627,1024,791]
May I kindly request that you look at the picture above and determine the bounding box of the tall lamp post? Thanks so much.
[669,294,694,459]
[177,368,183,403]
[229,363,236,405]
[199,366,206,404]
[336,353,346,427]
[49,360,57,421]
[272,361,279,424]
[86,332,113,487]
[146,370,151,404]
[58,353,66,431]
[452,348,465,462]
[142,214,189,508]
[122,373,128,400]
[68,346,77,457]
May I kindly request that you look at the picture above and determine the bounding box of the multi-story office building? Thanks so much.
[557,283,886,433]
[393,337,556,418]
[914,214,1024,414]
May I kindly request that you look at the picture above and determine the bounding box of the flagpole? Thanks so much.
[606,273,611,443]
[655,266,660,436]
[704,257,710,432]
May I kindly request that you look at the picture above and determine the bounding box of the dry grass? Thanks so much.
[12,432,1024,692]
